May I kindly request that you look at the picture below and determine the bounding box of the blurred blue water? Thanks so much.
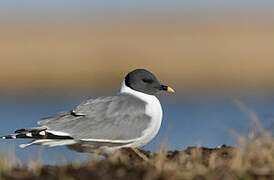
[0,93,273,164]
[1,0,274,22]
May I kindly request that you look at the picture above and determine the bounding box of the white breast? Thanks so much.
[119,80,163,148]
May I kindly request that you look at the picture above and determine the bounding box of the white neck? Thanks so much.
[120,80,156,99]
[119,80,163,148]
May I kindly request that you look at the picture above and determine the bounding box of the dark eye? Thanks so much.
[142,78,153,83]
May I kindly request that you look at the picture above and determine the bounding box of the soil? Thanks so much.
[1,145,272,180]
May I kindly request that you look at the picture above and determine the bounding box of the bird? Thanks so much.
[1,69,174,153]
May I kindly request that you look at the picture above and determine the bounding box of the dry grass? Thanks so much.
[0,102,273,179]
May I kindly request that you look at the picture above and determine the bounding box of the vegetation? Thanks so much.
[0,103,273,180]
[0,141,273,180]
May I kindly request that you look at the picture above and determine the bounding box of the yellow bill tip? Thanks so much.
[167,86,175,93]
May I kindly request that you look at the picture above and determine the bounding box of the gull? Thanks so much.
[1,69,174,153]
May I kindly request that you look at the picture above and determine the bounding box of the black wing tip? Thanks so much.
[14,129,25,133]
[14,127,47,134]
[1,134,17,139]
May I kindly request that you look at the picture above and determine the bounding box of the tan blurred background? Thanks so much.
[1,1,274,96]
[1,1,274,163]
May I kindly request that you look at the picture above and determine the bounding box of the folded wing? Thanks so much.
[38,94,151,142]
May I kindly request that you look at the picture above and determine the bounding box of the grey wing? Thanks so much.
[38,94,151,141]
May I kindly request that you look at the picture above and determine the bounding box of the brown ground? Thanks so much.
[2,145,273,180]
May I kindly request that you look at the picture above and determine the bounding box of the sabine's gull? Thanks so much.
[1,69,174,153]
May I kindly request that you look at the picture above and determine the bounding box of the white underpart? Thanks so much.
[80,138,136,143]
[26,133,32,137]
[112,80,163,149]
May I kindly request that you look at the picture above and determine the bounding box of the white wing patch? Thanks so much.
[19,139,77,148]
[26,133,32,137]
[39,131,46,136]
[19,139,53,148]
[46,130,71,136]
